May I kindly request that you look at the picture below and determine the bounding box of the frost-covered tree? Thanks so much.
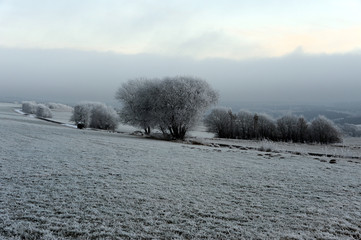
[71,103,93,127]
[204,108,234,138]
[115,78,160,134]
[46,102,73,111]
[205,110,277,140]
[297,116,308,143]
[256,114,277,140]
[340,124,361,137]
[277,115,299,142]
[117,76,218,139]
[22,101,37,114]
[36,104,53,118]
[89,103,119,131]
[71,102,119,131]
[308,116,342,144]
[235,110,255,139]
[205,109,342,144]
[22,101,53,118]
[155,77,218,139]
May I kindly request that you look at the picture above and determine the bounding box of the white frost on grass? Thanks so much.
[197,137,361,160]
[1,103,361,239]
[14,108,35,118]
[14,108,25,115]
[61,123,77,129]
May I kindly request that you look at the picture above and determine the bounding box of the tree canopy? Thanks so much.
[116,76,218,139]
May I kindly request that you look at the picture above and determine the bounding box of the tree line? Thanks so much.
[66,76,342,143]
[204,108,342,144]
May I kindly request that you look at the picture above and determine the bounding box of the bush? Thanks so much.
[22,101,53,118]
[46,102,73,111]
[235,110,255,139]
[22,101,37,114]
[205,110,342,144]
[36,104,53,118]
[205,109,277,140]
[71,102,119,131]
[277,115,299,142]
[340,124,361,137]
[308,116,342,144]
[204,108,234,138]
[256,114,278,140]
[89,103,119,130]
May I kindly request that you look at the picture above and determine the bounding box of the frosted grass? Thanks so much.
[1,103,360,239]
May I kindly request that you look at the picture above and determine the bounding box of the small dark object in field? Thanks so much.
[320,159,327,162]
[77,123,85,129]
[329,159,337,164]
[131,130,143,136]
[190,140,204,145]
[258,146,272,152]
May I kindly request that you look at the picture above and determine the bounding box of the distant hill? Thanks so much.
[334,116,361,125]
[293,110,350,121]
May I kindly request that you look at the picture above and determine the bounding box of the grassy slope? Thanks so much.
[0,103,360,239]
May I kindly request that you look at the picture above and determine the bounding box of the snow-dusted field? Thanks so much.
[1,103,360,239]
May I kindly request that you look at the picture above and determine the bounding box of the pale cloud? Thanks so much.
[230,26,361,58]
[1,0,361,59]
[277,27,361,55]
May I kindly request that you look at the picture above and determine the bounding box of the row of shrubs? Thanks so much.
[204,108,342,144]
[22,101,119,131]
[22,101,54,118]
[70,102,119,131]
[22,101,342,144]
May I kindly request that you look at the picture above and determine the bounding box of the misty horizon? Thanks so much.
[1,47,361,107]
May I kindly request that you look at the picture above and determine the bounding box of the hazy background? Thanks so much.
[1,47,360,106]
[1,0,361,109]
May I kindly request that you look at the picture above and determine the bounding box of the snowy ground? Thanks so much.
[1,102,361,239]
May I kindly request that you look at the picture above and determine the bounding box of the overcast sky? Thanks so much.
[1,0,361,105]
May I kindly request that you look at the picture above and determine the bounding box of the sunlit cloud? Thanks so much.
[1,0,361,59]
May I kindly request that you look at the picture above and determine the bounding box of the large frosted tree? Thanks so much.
[116,76,218,139]
[115,79,160,134]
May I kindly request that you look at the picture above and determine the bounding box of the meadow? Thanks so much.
[1,103,360,239]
